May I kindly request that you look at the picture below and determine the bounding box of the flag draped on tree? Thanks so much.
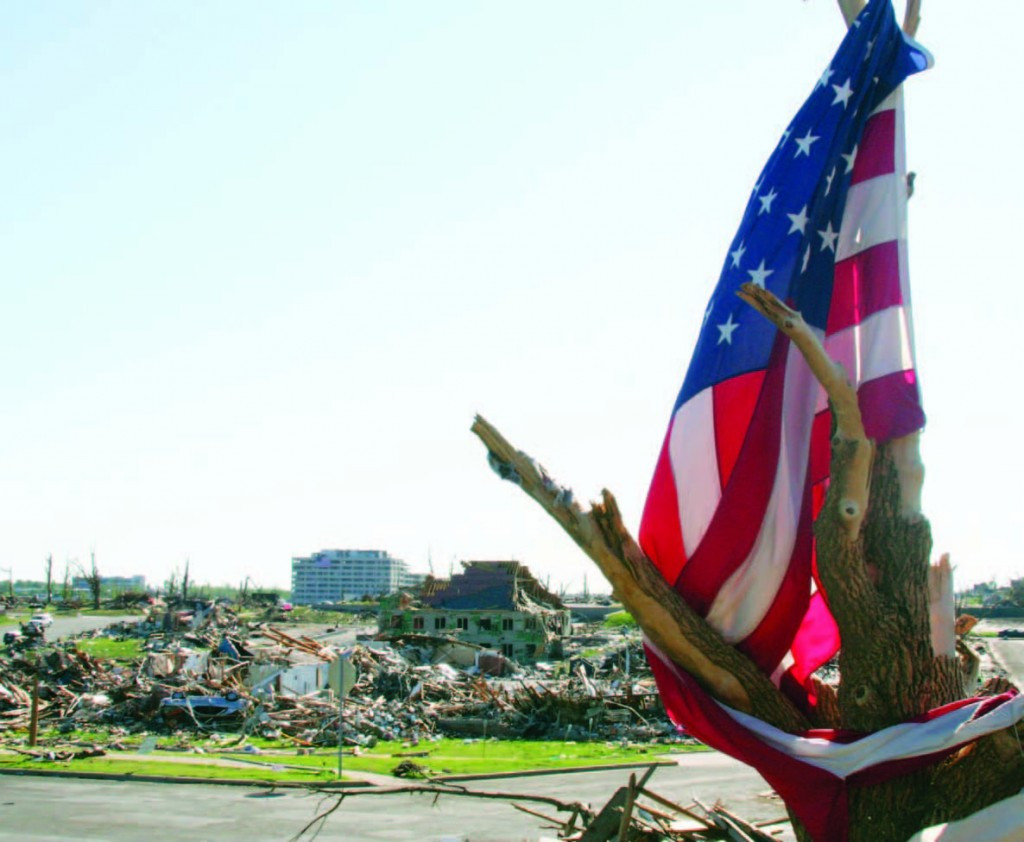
[641,0,930,700]
[636,2,970,836]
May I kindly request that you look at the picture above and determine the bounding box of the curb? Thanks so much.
[435,758,678,783]
[0,758,680,788]
[0,767,371,789]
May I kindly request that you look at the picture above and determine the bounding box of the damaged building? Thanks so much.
[377,561,571,662]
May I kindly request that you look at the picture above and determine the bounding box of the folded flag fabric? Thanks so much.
[640,0,930,703]
[636,2,973,837]
[648,639,1022,841]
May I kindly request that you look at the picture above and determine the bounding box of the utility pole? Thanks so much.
[0,566,13,599]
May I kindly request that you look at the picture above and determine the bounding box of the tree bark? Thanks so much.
[472,285,1024,840]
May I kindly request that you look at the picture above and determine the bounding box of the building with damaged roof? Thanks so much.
[377,561,571,663]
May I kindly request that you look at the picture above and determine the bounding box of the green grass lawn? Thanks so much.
[0,739,705,783]
[602,611,637,629]
[0,754,341,783]
[227,739,703,777]
[73,638,144,660]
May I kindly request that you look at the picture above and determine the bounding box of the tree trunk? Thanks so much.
[44,554,53,605]
[472,286,1024,840]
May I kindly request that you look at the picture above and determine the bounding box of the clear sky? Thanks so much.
[2,2,1021,594]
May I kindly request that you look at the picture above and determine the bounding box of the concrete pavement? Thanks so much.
[0,613,136,642]
[989,638,1024,686]
[0,753,791,841]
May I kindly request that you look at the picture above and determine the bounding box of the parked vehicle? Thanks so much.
[3,629,22,645]
[21,620,46,638]
[30,612,54,628]
[159,692,249,722]
[996,628,1024,639]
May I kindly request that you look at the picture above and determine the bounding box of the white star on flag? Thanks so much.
[787,206,809,235]
[747,259,774,288]
[716,313,739,345]
[831,78,854,107]
[729,241,747,268]
[818,221,839,253]
[842,145,858,173]
[794,129,820,157]
[758,188,778,215]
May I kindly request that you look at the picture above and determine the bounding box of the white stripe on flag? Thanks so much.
[836,171,904,261]
[817,306,915,412]
[705,344,817,643]
[725,693,1024,778]
[669,387,721,558]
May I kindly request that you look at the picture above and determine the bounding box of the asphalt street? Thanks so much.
[990,638,1024,686]
[0,613,135,642]
[0,753,789,842]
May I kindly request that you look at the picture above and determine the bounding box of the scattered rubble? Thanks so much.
[1,602,687,750]
[293,765,787,841]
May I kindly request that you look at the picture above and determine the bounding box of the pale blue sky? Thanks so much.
[2,2,1021,593]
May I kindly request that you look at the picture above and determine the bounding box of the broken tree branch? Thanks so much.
[903,0,922,37]
[471,414,808,733]
[837,0,866,28]
[738,283,872,540]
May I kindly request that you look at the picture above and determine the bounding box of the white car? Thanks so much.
[30,612,54,628]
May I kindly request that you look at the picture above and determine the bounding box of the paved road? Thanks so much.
[0,613,135,642]
[989,638,1024,686]
[0,753,790,841]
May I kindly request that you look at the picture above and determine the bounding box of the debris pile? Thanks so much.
[509,764,784,840]
[302,765,788,841]
[1,608,683,747]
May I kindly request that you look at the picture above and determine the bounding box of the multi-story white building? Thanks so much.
[291,549,416,604]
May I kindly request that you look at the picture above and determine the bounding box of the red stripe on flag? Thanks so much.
[857,369,925,441]
[827,240,903,335]
[638,430,688,584]
[850,108,895,185]
[645,646,850,841]
[738,480,814,675]
[809,411,832,486]
[713,370,766,489]
[674,340,790,613]
[788,591,840,689]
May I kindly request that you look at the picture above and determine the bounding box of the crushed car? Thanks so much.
[159,691,250,723]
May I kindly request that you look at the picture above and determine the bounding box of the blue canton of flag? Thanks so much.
[681,1,931,407]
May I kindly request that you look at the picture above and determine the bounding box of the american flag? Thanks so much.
[638,2,958,835]
[641,0,931,702]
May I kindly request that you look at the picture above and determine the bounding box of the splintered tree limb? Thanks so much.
[471,414,808,733]
[735,284,957,726]
[837,0,866,27]
[738,283,872,541]
[903,0,922,37]
[889,431,925,519]
[835,0,922,37]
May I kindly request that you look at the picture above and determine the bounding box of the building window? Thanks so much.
[413,616,424,630]
[502,618,514,631]
[478,618,492,631]
[434,617,446,630]
[524,617,537,630]
[456,617,468,630]
[501,644,514,657]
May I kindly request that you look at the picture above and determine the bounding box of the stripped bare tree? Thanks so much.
[76,552,102,611]
[43,554,53,605]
